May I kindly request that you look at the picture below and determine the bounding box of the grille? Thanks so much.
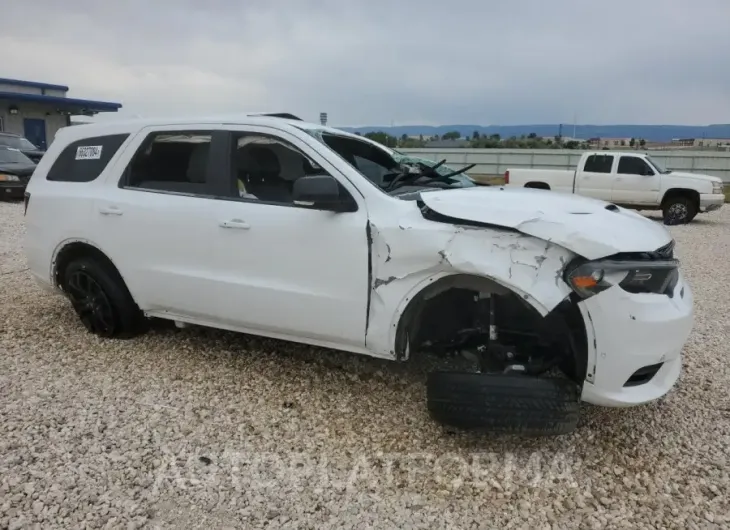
[655,240,675,259]
[612,240,676,263]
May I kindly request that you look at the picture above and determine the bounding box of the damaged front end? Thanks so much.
[362,182,681,393]
[364,200,590,384]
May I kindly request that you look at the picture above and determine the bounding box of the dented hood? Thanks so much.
[419,187,672,260]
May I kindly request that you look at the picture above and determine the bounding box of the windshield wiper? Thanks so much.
[437,163,476,180]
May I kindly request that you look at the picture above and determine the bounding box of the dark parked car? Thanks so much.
[0,132,45,163]
[0,146,36,199]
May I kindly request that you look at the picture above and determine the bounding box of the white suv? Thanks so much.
[23,114,694,435]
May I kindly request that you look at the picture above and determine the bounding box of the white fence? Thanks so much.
[398,148,730,183]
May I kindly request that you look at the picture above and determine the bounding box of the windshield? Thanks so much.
[300,127,476,195]
[0,147,34,164]
[0,135,38,150]
[391,153,475,187]
[646,155,670,174]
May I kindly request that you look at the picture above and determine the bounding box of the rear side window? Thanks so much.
[583,154,614,174]
[46,134,130,182]
[121,131,212,195]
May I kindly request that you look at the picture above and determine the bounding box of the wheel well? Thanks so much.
[53,242,124,289]
[661,188,700,209]
[525,181,550,190]
[394,275,587,383]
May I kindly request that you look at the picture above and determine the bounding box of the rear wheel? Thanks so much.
[427,372,580,436]
[662,196,697,225]
[61,257,146,338]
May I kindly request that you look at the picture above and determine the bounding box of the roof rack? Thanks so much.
[248,112,302,121]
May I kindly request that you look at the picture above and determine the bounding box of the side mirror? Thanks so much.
[293,175,353,211]
[643,167,655,176]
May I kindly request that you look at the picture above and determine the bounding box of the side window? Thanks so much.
[122,131,212,194]
[583,154,614,174]
[46,134,130,182]
[353,155,388,186]
[231,133,328,205]
[617,156,652,175]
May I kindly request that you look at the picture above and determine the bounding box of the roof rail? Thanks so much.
[248,112,302,121]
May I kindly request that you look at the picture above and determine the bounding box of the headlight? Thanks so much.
[565,259,680,299]
[712,182,723,194]
[0,174,20,182]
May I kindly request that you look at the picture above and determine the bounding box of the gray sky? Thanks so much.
[3,0,729,126]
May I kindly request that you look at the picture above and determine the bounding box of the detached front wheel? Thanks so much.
[426,372,580,436]
[662,196,697,225]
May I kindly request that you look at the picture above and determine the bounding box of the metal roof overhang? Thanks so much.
[0,77,70,92]
[0,91,122,114]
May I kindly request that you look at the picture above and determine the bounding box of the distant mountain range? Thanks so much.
[337,124,730,142]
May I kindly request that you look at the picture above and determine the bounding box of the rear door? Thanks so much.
[95,125,230,320]
[574,154,615,201]
[611,155,661,205]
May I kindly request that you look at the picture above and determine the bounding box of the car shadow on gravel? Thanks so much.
[7,291,676,452]
[136,319,672,447]
[643,213,726,225]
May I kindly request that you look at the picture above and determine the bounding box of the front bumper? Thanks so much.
[0,182,26,199]
[699,193,725,212]
[578,271,693,407]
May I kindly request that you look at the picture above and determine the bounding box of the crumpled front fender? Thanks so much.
[364,210,576,358]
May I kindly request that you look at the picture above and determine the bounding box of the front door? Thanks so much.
[23,118,47,150]
[611,155,661,205]
[206,126,370,349]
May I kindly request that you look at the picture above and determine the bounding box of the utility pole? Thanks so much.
[572,112,577,139]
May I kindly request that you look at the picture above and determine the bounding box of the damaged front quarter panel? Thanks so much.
[364,206,576,358]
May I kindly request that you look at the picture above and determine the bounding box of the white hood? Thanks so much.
[419,187,672,260]
[663,171,723,184]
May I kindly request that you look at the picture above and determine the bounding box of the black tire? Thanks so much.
[662,196,697,225]
[426,372,580,436]
[61,257,147,339]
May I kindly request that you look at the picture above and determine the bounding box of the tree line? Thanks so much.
[356,131,648,150]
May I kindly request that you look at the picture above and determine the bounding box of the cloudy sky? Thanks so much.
[3,0,729,126]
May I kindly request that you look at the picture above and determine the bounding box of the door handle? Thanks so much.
[219,219,250,230]
[99,205,124,216]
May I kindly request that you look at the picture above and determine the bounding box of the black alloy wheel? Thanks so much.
[65,268,116,335]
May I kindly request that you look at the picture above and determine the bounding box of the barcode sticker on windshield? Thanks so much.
[75,145,103,160]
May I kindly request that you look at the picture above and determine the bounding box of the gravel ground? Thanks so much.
[1,200,729,530]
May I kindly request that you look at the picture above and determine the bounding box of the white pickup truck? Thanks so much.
[505,151,725,224]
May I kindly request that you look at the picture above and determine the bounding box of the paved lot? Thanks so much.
[1,201,729,529]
